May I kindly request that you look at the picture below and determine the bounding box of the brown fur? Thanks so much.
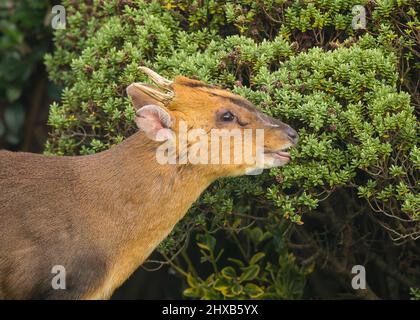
[0,74,297,299]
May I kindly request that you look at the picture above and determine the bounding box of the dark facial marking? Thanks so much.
[183,82,218,89]
[237,118,249,126]
[204,91,292,131]
[208,92,256,112]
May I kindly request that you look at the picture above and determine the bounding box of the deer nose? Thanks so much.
[286,126,298,144]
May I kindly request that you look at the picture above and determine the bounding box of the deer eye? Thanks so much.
[221,111,235,122]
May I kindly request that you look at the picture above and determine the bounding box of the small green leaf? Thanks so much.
[239,265,260,282]
[231,283,243,295]
[221,266,237,279]
[196,234,216,251]
[227,258,245,267]
[183,288,198,297]
[213,278,230,291]
[245,283,264,298]
[250,252,265,265]
[197,242,210,251]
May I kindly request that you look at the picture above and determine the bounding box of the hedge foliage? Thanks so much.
[0,0,52,148]
[45,0,419,299]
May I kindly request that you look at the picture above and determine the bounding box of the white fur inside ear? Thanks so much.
[135,104,174,141]
[137,104,172,128]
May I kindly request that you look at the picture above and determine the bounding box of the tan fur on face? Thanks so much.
[163,77,295,176]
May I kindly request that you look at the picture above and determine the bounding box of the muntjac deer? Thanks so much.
[0,67,298,299]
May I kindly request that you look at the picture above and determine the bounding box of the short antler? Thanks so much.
[131,83,174,103]
[132,67,175,103]
[139,66,173,89]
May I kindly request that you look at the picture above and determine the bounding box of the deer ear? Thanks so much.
[135,105,174,142]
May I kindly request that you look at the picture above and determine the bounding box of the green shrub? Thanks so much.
[45,0,419,299]
[0,0,52,147]
[410,287,420,300]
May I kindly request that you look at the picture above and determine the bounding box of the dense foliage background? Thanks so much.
[2,0,419,299]
[0,0,59,152]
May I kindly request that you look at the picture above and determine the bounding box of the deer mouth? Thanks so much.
[270,151,291,161]
[265,151,291,161]
[264,146,292,164]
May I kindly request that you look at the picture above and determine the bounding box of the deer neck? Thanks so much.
[83,132,214,296]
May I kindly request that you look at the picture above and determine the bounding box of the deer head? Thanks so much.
[126,67,298,178]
